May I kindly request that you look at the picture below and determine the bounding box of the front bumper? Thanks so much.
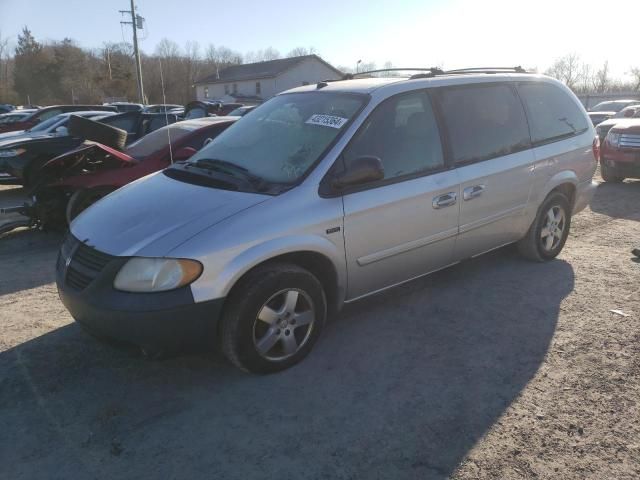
[601,152,640,178]
[56,235,224,352]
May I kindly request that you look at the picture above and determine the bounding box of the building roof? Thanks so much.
[195,55,343,85]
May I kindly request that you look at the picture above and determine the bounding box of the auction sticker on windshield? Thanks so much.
[305,114,348,129]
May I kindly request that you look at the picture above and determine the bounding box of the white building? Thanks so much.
[194,55,344,104]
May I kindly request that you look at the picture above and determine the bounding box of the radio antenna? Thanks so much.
[158,58,174,164]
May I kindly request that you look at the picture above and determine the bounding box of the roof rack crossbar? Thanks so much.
[443,66,527,74]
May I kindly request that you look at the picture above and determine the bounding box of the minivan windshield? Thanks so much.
[186,92,367,183]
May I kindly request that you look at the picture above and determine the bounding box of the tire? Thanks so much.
[221,263,327,374]
[66,186,115,224]
[517,192,572,262]
[601,164,624,183]
[68,115,128,150]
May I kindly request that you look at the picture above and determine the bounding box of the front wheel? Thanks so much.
[221,263,327,374]
[65,186,115,224]
[517,192,572,262]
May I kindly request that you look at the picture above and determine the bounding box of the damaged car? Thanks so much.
[0,116,237,233]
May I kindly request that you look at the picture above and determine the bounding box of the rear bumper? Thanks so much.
[573,180,597,214]
[56,235,224,352]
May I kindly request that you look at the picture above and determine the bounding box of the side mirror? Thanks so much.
[54,126,68,135]
[172,146,197,161]
[624,109,634,118]
[332,156,384,189]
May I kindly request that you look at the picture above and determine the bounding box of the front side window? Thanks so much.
[343,90,444,181]
[186,92,367,183]
[518,82,589,145]
[436,84,530,164]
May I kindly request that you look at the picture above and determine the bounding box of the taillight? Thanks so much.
[592,136,600,161]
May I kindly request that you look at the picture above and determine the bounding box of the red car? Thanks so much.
[0,105,117,134]
[32,116,238,226]
[600,118,640,182]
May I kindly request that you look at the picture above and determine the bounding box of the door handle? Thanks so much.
[463,184,485,201]
[432,192,457,209]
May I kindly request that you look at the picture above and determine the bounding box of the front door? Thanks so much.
[340,90,460,299]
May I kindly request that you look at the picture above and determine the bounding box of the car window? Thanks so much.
[28,114,66,132]
[36,108,63,122]
[147,116,172,133]
[343,91,443,181]
[437,84,530,164]
[125,125,196,159]
[187,92,366,183]
[518,82,589,145]
[102,115,137,133]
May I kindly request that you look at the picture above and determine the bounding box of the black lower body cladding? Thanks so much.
[56,234,224,352]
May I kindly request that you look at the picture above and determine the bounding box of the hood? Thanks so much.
[0,130,27,139]
[0,133,52,148]
[598,118,639,129]
[610,120,640,135]
[70,171,269,257]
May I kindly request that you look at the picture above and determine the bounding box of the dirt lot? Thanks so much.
[0,177,639,480]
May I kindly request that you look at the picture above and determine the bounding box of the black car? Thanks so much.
[99,111,180,144]
[0,112,120,187]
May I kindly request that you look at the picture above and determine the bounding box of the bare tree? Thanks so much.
[593,60,610,93]
[245,47,281,63]
[629,67,640,91]
[545,53,581,89]
[286,46,317,58]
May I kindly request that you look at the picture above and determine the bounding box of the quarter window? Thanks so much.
[343,91,444,181]
[518,82,589,144]
[436,84,531,164]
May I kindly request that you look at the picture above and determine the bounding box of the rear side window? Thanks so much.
[518,82,589,145]
[436,84,530,164]
[343,90,444,181]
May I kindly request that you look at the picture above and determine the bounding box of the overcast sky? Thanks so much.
[1,0,638,80]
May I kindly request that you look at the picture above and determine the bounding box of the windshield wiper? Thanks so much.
[190,158,269,191]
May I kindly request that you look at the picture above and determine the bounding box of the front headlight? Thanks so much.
[114,257,203,292]
[0,148,26,158]
[606,132,621,147]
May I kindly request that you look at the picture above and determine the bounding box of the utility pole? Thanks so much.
[119,0,145,103]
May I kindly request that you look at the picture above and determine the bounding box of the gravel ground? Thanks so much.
[0,178,638,480]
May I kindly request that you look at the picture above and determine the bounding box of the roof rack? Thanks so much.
[343,67,444,80]
[442,66,527,74]
[335,66,529,82]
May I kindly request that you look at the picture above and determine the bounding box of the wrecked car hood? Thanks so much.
[70,171,269,257]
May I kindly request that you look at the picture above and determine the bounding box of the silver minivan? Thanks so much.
[56,69,598,373]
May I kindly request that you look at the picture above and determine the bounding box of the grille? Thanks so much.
[59,234,114,291]
[619,134,640,149]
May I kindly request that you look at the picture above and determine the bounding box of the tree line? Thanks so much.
[0,27,326,106]
[1,27,639,107]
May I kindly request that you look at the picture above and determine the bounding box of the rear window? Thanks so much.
[518,83,589,144]
[125,125,195,158]
[436,84,531,164]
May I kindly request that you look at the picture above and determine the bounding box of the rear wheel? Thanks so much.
[601,164,624,183]
[517,192,571,262]
[65,186,115,224]
[221,263,326,374]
